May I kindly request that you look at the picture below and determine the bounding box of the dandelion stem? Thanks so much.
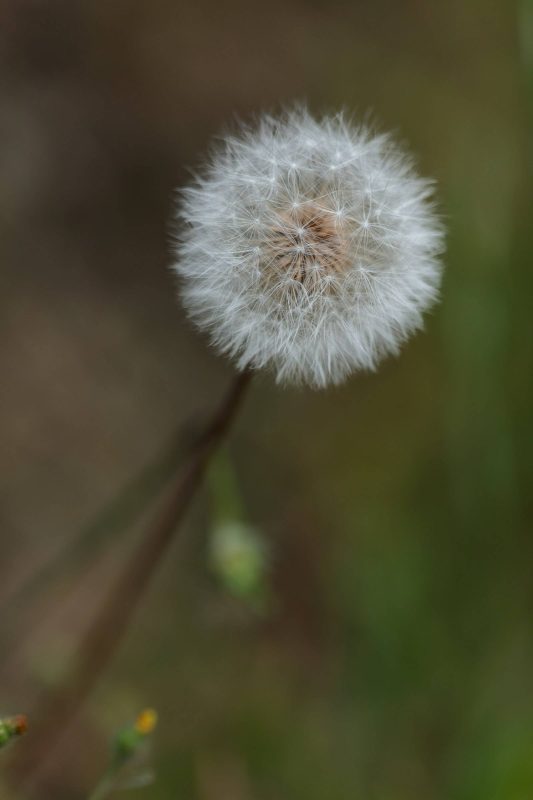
[9,369,252,795]
[0,430,188,676]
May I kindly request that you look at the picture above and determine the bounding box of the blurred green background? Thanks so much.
[1,0,532,798]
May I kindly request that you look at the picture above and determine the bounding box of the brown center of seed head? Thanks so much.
[263,203,350,292]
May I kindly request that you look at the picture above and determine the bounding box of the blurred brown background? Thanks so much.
[1,1,532,798]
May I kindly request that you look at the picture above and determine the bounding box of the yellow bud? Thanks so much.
[134,708,157,735]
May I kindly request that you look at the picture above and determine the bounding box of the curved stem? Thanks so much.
[10,370,253,795]
[0,430,187,675]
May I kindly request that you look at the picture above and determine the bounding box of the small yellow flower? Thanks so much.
[134,708,158,735]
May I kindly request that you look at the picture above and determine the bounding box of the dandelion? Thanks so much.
[172,108,444,388]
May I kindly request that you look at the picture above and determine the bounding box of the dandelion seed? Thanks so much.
[172,108,444,388]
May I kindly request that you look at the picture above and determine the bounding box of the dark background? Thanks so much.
[1,1,532,798]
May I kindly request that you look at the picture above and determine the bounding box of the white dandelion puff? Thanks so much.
[172,108,445,389]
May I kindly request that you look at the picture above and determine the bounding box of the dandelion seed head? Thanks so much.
[172,108,445,388]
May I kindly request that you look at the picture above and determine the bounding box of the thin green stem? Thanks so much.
[86,768,116,800]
